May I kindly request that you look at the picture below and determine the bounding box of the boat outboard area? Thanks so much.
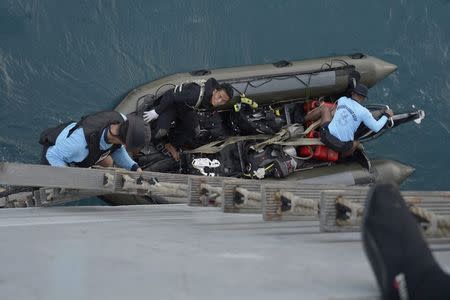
[109,53,425,206]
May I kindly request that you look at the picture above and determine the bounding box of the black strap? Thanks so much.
[67,123,80,138]
[381,112,391,119]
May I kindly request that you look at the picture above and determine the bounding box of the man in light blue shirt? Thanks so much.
[39,111,148,171]
[305,84,393,156]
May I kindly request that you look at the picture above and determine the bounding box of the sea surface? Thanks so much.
[1,0,449,193]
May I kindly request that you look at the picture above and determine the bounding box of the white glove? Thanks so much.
[143,109,159,123]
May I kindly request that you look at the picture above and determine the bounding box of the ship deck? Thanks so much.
[1,204,450,300]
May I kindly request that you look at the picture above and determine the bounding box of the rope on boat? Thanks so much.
[186,119,323,155]
[251,120,322,151]
[277,191,319,216]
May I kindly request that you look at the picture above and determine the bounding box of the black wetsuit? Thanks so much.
[152,78,227,149]
[141,78,229,172]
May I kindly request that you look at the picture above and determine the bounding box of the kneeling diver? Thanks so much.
[141,78,233,171]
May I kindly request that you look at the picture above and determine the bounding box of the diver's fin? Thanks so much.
[362,182,450,300]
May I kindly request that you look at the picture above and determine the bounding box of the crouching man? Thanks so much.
[305,84,393,157]
[39,111,148,171]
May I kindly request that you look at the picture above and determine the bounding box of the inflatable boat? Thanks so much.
[105,53,423,205]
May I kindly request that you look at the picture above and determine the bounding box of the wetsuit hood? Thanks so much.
[199,78,220,110]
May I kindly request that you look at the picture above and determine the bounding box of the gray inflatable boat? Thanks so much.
[116,53,397,114]
[106,53,421,206]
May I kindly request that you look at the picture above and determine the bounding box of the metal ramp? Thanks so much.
[2,162,450,242]
[2,162,450,299]
[0,162,191,207]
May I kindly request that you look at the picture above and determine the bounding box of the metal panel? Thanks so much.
[0,163,191,202]
[0,163,111,191]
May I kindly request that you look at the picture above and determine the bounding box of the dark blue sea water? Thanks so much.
[1,0,449,191]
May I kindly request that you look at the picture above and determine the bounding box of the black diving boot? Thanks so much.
[362,182,450,300]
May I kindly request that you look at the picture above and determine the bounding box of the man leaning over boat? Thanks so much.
[39,111,147,171]
[304,83,394,157]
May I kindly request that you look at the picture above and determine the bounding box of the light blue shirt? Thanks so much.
[328,96,388,142]
[46,116,138,170]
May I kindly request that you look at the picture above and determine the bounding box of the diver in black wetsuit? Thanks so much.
[140,78,233,172]
[362,182,450,300]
